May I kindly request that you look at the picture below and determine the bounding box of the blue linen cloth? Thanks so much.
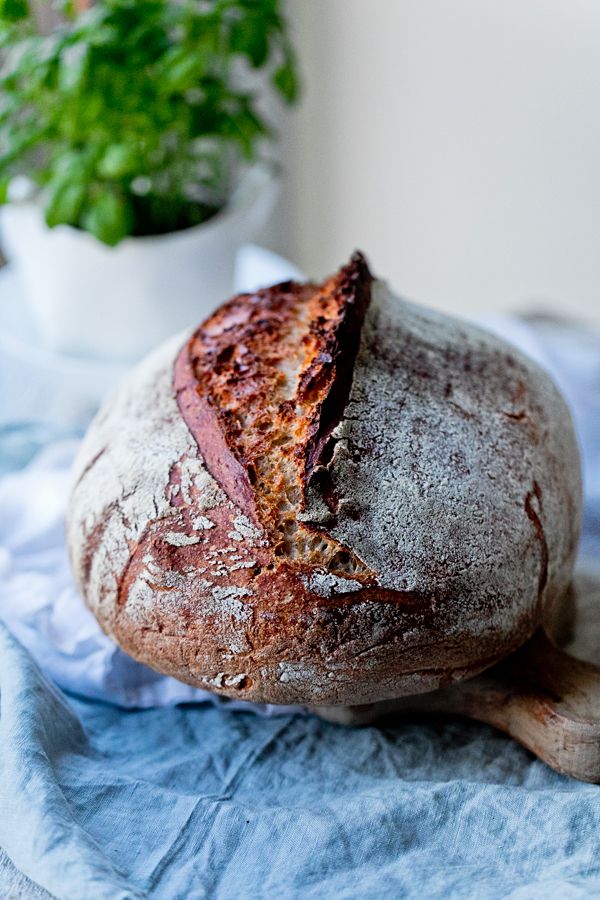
[3,618,600,900]
[1,313,600,899]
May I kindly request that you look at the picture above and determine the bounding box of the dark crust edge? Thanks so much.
[303,252,373,476]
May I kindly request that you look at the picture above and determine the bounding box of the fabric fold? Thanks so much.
[0,623,141,900]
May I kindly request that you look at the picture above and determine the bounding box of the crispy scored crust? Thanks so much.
[67,254,583,706]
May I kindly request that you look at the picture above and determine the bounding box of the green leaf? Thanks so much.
[58,43,88,92]
[82,189,132,246]
[0,0,28,22]
[272,61,298,103]
[51,150,90,182]
[162,53,203,94]
[45,179,86,227]
[60,1,77,20]
[0,176,11,204]
[230,14,269,68]
[97,143,138,178]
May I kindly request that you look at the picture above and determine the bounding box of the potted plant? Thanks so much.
[0,0,298,360]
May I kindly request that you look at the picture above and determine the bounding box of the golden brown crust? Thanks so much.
[173,252,377,587]
[174,252,373,529]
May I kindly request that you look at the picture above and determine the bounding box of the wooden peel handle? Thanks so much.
[315,630,600,783]
[439,631,600,782]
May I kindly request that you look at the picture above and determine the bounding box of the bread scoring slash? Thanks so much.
[67,253,582,706]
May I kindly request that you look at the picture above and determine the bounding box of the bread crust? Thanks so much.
[67,254,583,706]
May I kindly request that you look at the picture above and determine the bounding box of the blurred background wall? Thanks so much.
[280,0,600,323]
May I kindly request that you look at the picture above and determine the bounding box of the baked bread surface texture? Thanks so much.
[67,254,582,705]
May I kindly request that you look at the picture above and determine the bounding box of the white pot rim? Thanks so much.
[0,161,281,361]
[5,161,279,251]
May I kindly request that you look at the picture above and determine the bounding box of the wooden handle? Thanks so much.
[314,628,600,782]
[435,631,600,782]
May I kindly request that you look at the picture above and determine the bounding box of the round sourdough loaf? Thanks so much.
[67,253,582,706]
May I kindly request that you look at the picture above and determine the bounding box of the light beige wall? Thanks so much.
[282,0,600,322]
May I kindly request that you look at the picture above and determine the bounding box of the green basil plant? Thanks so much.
[0,0,299,245]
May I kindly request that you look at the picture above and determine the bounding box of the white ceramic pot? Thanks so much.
[0,165,278,361]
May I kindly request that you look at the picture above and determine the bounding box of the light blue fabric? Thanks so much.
[1,314,600,899]
[2,617,600,900]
